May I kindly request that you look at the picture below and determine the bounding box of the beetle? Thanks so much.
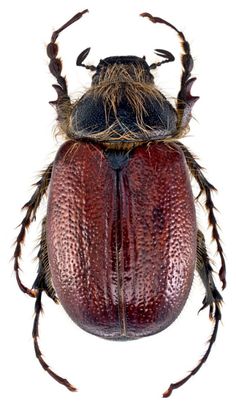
[14,9,225,398]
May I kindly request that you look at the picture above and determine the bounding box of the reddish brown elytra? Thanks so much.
[14,9,225,398]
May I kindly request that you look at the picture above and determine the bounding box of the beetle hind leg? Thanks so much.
[32,217,76,391]
[163,306,221,398]
[163,229,222,398]
[33,289,77,392]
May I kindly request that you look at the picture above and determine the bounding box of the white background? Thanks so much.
[0,0,235,407]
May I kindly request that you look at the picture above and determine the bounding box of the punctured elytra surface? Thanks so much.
[47,141,197,339]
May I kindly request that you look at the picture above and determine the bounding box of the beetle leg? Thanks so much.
[177,142,226,289]
[196,229,223,314]
[163,229,222,397]
[14,163,53,297]
[30,217,75,390]
[163,305,221,397]
[140,13,199,131]
[32,217,58,303]
[33,289,77,392]
[47,10,89,130]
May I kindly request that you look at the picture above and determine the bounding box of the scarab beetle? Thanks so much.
[14,9,225,397]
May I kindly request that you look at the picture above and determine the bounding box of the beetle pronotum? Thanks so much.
[14,9,225,398]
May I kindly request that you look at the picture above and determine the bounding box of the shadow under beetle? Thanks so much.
[14,9,225,398]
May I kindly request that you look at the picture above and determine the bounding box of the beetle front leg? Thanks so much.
[163,229,222,398]
[140,12,199,132]
[47,9,88,132]
[177,142,226,289]
[14,163,53,297]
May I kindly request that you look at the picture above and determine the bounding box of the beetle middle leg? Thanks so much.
[32,217,76,391]
[163,229,222,397]
[32,217,58,302]
[14,163,53,297]
[177,142,226,289]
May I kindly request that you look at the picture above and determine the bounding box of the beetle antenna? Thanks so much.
[33,289,77,392]
[76,47,97,71]
[149,49,175,69]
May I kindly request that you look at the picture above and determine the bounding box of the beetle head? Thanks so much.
[76,48,174,80]
[91,55,155,85]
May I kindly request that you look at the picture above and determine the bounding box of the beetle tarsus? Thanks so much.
[47,9,89,111]
[33,290,76,391]
[162,227,223,397]
[140,12,179,33]
[51,9,89,42]
[162,386,173,398]
[163,304,221,397]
